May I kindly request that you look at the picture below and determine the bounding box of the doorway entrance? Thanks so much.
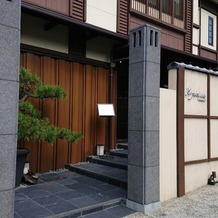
[116,59,129,143]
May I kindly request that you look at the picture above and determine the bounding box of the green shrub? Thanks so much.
[18,68,82,145]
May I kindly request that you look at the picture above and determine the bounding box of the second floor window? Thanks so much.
[208,16,214,46]
[131,0,185,29]
[148,0,159,9]
[174,0,183,20]
[162,0,171,15]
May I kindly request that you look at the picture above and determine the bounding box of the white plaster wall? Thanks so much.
[184,118,207,162]
[192,45,198,55]
[86,0,117,32]
[201,9,217,50]
[184,70,207,116]
[192,0,200,55]
[193,0,199,25]
[86,36,114,62]
[21,14,68,53]
[185,161,218,193]
[210,120,218,158]
[168,69,177,90]
[160,88,177,202]
[210,75,218,116]
[193,28,199,45]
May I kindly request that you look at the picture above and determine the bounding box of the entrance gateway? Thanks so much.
[127,24,218,213]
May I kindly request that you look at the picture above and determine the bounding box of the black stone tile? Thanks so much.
[86,180,106,188]
[16,205,53,218]
[15,185,41,194]
[14,212,22,218]
[33,195,62,206]
[103,201,121,210]
[84,171,99,179]
[45,200,78,214]
[21,189,52,199]
[39,182,72,195]
[76,186,100,195]
[75,176,104,187]
[62,212,81,218]
[66,183,90,190]
[104,205,136,217]
[57,178,79,185]
[103,188,127,198]
[39,175,60,182]
[74,176,95,183]
[94,174,108,183]
[14,198,40,213]
[107,178,122,187]
[48,185,73,194]
[57,190,85,200]
[15,193,28,202]
[68,195,98,208]
[82,205,103,215]
[88,193,115,203]
[60,171,83,179]
[82,210,117,218]
[96,183,119,192]
[37,181,59,190]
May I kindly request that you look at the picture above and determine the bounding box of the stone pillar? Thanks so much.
[0,0,21,217]
[127,25,161,213]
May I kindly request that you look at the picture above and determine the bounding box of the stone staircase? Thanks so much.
[65,143,128,190]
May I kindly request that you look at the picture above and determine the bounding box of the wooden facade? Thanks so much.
[129,0,191,53]
[22,0,70,15]
[20,52,117,172]
[20,0,218,173]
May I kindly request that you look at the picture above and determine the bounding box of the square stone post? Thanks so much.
[0,1,21,217]
[127,25,161,213]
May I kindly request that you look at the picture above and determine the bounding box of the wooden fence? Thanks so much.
[20,52,117,172]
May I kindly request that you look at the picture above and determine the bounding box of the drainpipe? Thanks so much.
[109,60,116,150]
[110,62,116,103]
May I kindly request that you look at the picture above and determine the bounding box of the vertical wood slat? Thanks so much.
[177,67,185,197]
[117,0,129,35]
[84,65,97,158]
[56,60,71,169]
[71,63,84,163]
[40,57,56,172]
[70,0,85,21]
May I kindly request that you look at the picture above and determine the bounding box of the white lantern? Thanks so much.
[97,144,104,156]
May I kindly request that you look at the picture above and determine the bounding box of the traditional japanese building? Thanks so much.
[20,0,218,172]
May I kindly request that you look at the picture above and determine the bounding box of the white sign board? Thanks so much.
[97,104,115,116]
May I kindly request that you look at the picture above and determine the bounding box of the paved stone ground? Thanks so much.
[14,170,129,218]
[125,184,218,218]
[15,170,218,217]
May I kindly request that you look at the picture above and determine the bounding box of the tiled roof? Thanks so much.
[167,61,218,75]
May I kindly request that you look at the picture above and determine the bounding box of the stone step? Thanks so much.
[88,155,127,170]
[66,162,127,189]
[47,198,125,218]
[108,149,128,158]
[116,142,128,150]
